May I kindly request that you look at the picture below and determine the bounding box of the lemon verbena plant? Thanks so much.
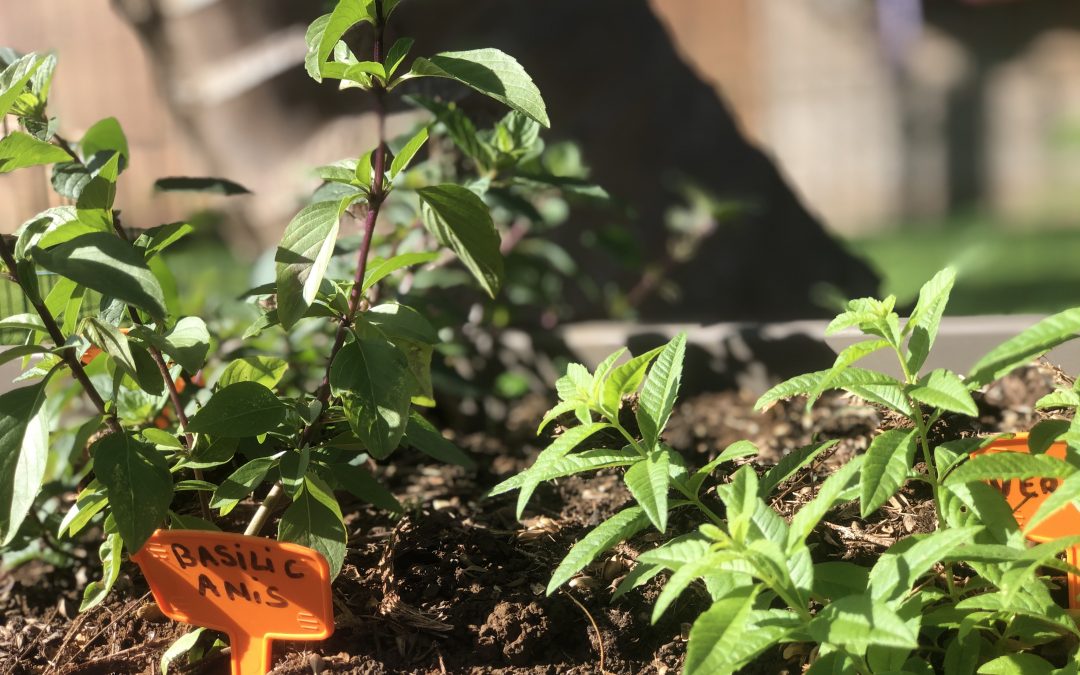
[499,269,1080,673]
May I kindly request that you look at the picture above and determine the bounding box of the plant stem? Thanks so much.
[111,214,213,521]
[0,237,119,432]
[246,5,389,537]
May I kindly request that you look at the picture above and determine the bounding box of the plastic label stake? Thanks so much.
[973,434,1080,609]
[132,530,334,675]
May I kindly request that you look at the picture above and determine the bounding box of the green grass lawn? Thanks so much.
[846,218,1080,315]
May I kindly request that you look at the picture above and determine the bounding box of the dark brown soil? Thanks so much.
[0,363,1063,674]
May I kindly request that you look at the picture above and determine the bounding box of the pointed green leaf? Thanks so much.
[406,49,548,127]
[756,368,901,411]
[636,333,686,446]
[161,628,205,675]
[760,440,837,497]
[0,52,46,118]
[0,131,71,173]
[275,199,349,329]
[278,475,347,576]
[808,339,891,410]
[390,126,428,178]
[210,457,276,515]
[968,308,1080,388]
[403,411,475,468]
[908,369,977,416]
[187,381,286,437]
[31,232,166,320]
[80,117,129,165]
[329,336,412,459]
[418,184,503,297]
[905,268,955,374]
[0,382,49,545]
[788,456,864,549]
[945,452,1074,487]
[808,593,918,654]
[218,356,287,389]
[684,587,766,675]
[624,450,671,532]
[360,252,438,293]
[546,506,650,595]
[860,430,918,518]
[93,432,172,551]
[311,0,376,77]
[332,462,401,513]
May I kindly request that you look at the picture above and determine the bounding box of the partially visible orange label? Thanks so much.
[974,435,1079,541]
[132,530,334,675]
[974,434,1080,610]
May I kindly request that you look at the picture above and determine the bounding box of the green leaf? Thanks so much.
[31,232,167,320]
[905,268,955,374]
[275,199,350,329]
[137,316,210,375]
[908,369,978,416]
[512,422,611,518]
[318,0,377,71]
[1026,471,1080,534]
[0,131,71,173]
[683,586,760,675]
[546,506,650,595]
[624,450,671,532]
[332,462,401,513]
[93,432,172,551]
[488,448,637,497]
[278,475,347,576]
[81,532,122,611]
[161,628,205,675]
[788,456,864,549]
[945,452,1074,487]
[868,526,981,606]
[186,381,286,437]
[389,126,428,178]
[329,336,412,459]
[978,654,1056,675]
[1037,389,1080,410]
[360,252,438,293]
[808,339,891,409]
[0,52,46,118]
[218,356,287,389]
[759,440,836,497]
[808,593,918,654]
[80,117,129,165]
[279,447,310,498]
[152,176,251,195]
[209,457,276,515]
[135,222,194,258]
[0,382,49,545]
[1029,419,1069,454]
[636,333,686,446]
[384,37,413,77]
[687,440,759,497]
[57,479,107,538]
[405,49,549,127]
[366,302,437,344]
[403,411,475,468]
[860,430,918,518]
[968,308,1080,388]
[181,437,238,470]
[755,368,901,411]
[418,184,503,297]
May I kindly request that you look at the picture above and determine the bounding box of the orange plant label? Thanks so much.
[132,529,334,675]
[974,435,1079,539]
[973,434,1080,608]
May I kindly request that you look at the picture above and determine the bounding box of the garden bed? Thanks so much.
[0,363,1061,674]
